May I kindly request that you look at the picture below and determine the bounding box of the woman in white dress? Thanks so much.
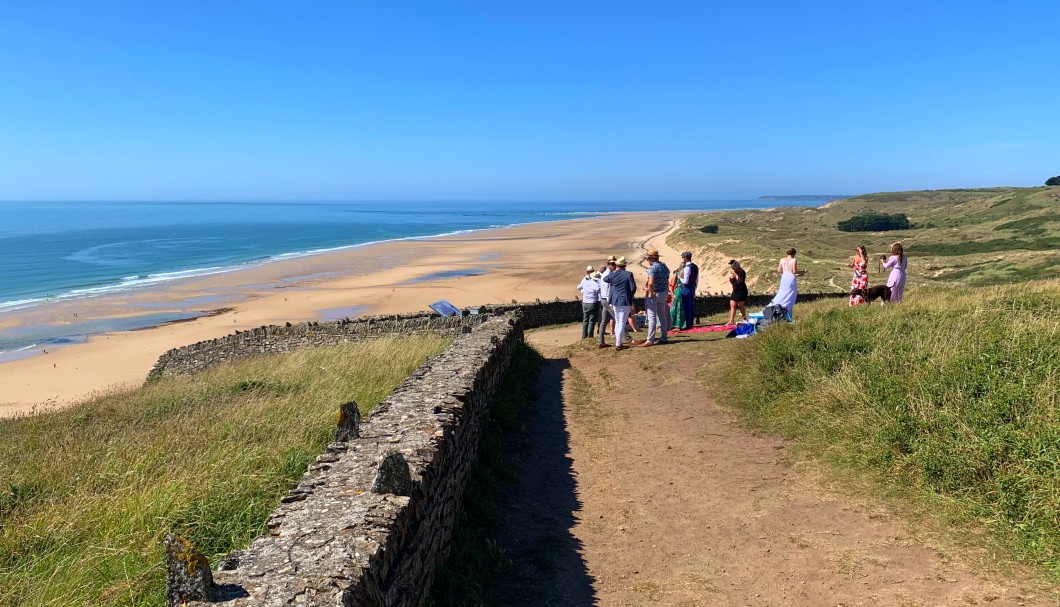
[769,248,806,320]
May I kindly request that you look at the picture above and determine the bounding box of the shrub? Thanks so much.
[1046,176,1060,186]
[837,211,911,232]
[699,224,719,234]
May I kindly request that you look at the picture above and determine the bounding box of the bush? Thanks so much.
[837,211,911,232]
[699,224,719,234]
[1046,176,1060,186]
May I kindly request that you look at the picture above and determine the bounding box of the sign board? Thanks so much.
[428,300,462,318]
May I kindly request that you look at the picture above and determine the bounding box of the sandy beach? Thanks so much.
[0,211,727,417]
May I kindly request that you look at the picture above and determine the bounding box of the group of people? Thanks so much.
[578,241,910,347]
[763,242,908,317]
[576,250,699,351]
[847,242,908,306]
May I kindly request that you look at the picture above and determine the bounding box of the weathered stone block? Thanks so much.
[335,401,362,442]
[165,534,216,606]
[372,452,414,497]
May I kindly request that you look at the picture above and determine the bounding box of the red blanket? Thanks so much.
[672,324,736,333]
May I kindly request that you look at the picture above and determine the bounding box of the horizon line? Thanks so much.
[0,196,856,204]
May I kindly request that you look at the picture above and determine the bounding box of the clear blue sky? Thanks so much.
[1,1,1057,201]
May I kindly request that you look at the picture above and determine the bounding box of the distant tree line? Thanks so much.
[836,211,911,232]
[1046,176,1060,186]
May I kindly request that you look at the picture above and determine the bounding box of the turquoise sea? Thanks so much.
[0,199,817,357]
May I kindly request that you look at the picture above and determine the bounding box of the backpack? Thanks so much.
[725,321,758,339]
[759,304,788,328]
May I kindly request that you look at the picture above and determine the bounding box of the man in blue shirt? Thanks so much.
[602,256,637,351]
[642,249,670,346]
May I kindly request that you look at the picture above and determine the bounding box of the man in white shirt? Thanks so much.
[679,251,700,328]
[577,266,602,338]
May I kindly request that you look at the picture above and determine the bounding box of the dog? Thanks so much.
[863,285,892,304]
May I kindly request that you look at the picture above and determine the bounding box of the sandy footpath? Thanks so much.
[0,211,727,417]
[494,327,1056,606]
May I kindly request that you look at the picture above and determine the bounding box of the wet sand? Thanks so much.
[0,211,726,417]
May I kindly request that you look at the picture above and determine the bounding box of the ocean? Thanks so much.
[0,199,817,358]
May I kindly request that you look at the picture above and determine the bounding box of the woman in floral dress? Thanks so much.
[848,245,868,306]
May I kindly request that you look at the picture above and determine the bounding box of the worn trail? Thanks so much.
[490,324,1054,606]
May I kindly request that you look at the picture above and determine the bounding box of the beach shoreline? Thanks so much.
[0,210,726,417]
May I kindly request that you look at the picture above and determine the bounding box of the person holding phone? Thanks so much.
[726,259,749,325]
[880,242,907,303]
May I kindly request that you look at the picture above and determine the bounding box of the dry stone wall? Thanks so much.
[182,315,522,607]
[147,313,490,381]
[150,293,845,381]
[165,292,848,606]
[477,292,845,324]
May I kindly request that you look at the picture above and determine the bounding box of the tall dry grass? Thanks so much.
[709,281,1059,579]
[0,336,449,607]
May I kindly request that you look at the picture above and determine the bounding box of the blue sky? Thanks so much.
[1,1,1057,200]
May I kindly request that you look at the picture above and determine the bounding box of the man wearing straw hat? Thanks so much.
[642,249,670,346]
[602,256,637,351]
[577,265,602,338]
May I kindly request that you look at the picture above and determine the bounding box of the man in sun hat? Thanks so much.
[577,265,602,338]
[602,256,637,350]
[597,256,618,348]
[579,264,595,286]
[641,249,670,346]
[679,251,699,328]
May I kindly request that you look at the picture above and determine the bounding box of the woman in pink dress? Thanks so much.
[880,242,907,303]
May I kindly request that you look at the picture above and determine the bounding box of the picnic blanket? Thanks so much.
[671,324,736,334]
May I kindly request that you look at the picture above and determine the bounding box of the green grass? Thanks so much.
[909,236,1060,256]
[0,336,450,607]
[669,186,1060,293]
[997,215,1059,236]
[703,281,1059,580]
[430,343,543,607]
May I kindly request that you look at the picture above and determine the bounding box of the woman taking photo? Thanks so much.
[726,259,749,325]
[848,245,868,306]
[880,242,907,303]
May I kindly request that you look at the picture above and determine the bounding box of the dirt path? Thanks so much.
[498,325,1055,606]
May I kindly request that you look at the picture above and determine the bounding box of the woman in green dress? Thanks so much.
[669,265,687,330]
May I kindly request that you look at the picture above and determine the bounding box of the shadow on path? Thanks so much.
[490,356,597,606]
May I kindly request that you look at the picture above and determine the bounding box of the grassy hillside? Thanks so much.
[0,336,449,607]
[703,281,1059,579]
[671,187,1060,294]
